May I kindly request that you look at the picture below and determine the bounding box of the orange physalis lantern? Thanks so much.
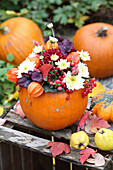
[5,68,19,82]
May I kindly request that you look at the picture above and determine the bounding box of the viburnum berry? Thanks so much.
[70,62,75,66]
[18,88,21,92]
[71,67,76,71]
[34,41,39,46]
[55,80,60,84]
[75,64,78,69]
[57,86,62,91]
[49,81,53,85]
[61,82,65,85]
[62,75,65,78]
[66,96,69,100]
[72,70,76,75]
[76,70,79,74]
[94,82,97,87]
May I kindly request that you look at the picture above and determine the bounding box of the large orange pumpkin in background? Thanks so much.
[19,88,88,130]
[0,17,45,65]
[73,23,113,79]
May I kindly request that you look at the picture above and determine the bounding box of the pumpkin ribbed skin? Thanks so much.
[91,90,113,122]
[19,88,88,130]
[0,17,45,65]
[73,23,113,78]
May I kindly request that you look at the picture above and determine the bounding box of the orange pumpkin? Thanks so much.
[45,40,58,51]
[19,88,88,130]
[91,90,113,122]
[0,17,45,65]
[73,23,113,78]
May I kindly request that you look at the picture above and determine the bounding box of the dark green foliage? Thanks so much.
[0,59,17,106]
[0,0,113,36]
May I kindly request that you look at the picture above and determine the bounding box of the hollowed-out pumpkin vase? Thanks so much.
[19,88,88,130]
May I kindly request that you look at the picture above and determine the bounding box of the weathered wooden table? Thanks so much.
[0,108,113,170]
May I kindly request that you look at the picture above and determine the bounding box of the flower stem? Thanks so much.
[52,28,55,37]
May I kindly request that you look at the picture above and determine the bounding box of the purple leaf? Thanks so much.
[31,71,43,82]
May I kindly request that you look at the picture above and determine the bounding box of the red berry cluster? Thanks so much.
[48,66,66,91]
[71,63,79,75]
[81,78,96,98]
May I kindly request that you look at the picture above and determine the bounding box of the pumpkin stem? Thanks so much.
[96,26,108,38]
[0,26,10,35]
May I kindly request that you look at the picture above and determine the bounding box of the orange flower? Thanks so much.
[5,68,19,82]
[45,40,58,51]
[66,52,80,64]
[28,56,40,68]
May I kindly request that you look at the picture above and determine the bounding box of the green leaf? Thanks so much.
[6,63,14,69]
[0,26,5,30]
[43,84,65,93]
[0,60,5,66]
[6,53,14,62]
[0,68,8,76]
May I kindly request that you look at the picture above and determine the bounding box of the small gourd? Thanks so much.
[91,90,113,122]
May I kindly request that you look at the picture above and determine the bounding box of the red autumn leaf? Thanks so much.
[46,141,71,158]
[79,148,97,164]
[14,101,25,119]
[90,117,110,133]
[87,153,105,167]
[77,110,88,131]
[85,115,110,134]
[39,64,52,78]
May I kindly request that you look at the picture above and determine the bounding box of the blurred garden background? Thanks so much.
[0,0,113,111]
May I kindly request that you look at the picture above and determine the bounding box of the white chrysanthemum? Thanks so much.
[33,45,43,54]
[78,62,89,78]
[77,50,90,61]
[47,23,53,29]
[55,59,70,70]
[49,36,58,43]
[39,55,44,60]
[17,59,36,78]
[63,71,85,90]
[28,52,36,58]
[51,54,59,61]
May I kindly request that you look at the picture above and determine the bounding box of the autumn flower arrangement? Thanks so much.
[6,23,96,99]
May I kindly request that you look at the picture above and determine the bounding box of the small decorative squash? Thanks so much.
[91,90,113,122]
[73,23,113,78]
[0,17,45,65]
[19,88,88,130]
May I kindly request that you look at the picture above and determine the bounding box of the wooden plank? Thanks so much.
[10,145,23,170]
[55,158,70,170]
[32,151,53,170]
[5,112,74,141]
[0,143,12,170]
[0,126,111,170]
[20,148,33,170]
